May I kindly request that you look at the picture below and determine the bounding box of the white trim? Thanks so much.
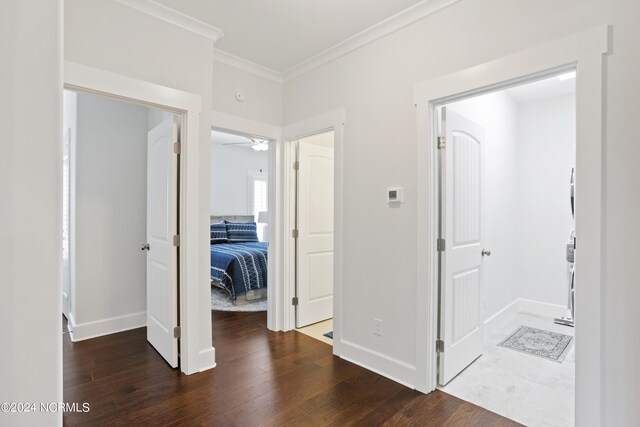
[210,111,284,331]
[414,25,608,427]
[283,0,462,81]
[340,340,416,389]
[484,299,520,327]
[68,311,146,342]
[214,50,283,83]
[112,0,224,42]
[518,299,568,319]
[198,347,217,372]
[281,109,345,360]
[65,60,209,375]
[484,298,568,328]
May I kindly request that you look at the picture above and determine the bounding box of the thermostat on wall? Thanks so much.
[387,187,404,204]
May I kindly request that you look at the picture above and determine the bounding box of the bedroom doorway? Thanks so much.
[62,88,182,368]
[293,131,335,345]
[209,128,271,315]
[433,72,577,425]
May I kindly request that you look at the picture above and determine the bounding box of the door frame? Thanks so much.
[210,111,283,331]
[414,25,608,426]
[283,109,345,350]
[64,61,210,375]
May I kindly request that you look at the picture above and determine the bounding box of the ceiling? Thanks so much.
[212,130,252,146]
[153,0,425,72]
[505,73,576,103]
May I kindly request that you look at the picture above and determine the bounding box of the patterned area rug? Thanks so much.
[211,287,267,312]
[498,326,573,362]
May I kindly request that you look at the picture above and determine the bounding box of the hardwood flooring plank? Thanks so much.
[63,309,520,426]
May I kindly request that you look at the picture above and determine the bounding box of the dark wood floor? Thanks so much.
[63,312,519,426]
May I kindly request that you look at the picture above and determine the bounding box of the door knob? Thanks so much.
[481,249,491,256]
[141,243,150,251]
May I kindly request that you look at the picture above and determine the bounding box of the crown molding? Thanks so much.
[283,0,461,81]
[112,0,224,42]
[214,50,283,83]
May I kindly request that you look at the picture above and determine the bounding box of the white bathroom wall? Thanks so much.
[72,93,150,339]
[448,92,520,320]
[210,136,269,216]
[448,89,575,318]
[516,94,575,306]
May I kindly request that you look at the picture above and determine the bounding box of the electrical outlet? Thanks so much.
[374,318,383,337]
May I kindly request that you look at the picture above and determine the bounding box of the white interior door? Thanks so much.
[296,134,335,328]
[145,117,179,368]
[439,108,485,385]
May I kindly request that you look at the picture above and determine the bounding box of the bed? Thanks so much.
[210,215,268,302]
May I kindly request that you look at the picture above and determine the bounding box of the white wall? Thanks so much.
[210,137,269,216]
[0,0,62,425]
[517,94,575,306]
[448,92,520,320]
[283,0,640,423]
[71,93,150,337]
[213,60,283,126]
[65,0,215,367]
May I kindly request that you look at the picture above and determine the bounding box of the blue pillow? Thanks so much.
[210,222,228,244]
[225,221,259,243]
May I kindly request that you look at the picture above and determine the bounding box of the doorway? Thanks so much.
[434,73,577,425]
[62,89,182,368]
[209,128,271,314]
[292,131,336,345]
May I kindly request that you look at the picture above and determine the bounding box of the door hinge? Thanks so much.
[436,339,445,353]
[292,229,299,239]
[173,235,180,247]
[438,136,446,150]
[292,297,299,306]
[173,142,181,154]
[173,326,181,338]
[293,161,300,170]
[437,238,446,252]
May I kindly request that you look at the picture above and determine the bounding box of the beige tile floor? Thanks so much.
[296,318,333,345]
[440,309,575,427]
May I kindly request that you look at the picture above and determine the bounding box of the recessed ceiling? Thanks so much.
[153,0,425,72]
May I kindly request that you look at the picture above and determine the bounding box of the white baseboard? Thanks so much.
[484,299,520,327]
[484,298,568,327]
[69,311,146,342]
[198,347,216,372]
[518,298,568,319]
[338,338,416,389]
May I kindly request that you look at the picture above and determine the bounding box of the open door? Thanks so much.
[295,133,335,328]
[144,117,179,368]
[438,108,486,385]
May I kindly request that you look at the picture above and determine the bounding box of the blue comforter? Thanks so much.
[210,242,268,299]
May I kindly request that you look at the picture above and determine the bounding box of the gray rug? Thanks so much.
[498,326,573,362]
[210,287,267,312]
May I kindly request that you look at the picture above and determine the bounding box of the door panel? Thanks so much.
[146,117,179,368]
[439,109,485,386]
[296,134,335,328]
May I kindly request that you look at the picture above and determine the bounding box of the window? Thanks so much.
[248,171,268,241]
